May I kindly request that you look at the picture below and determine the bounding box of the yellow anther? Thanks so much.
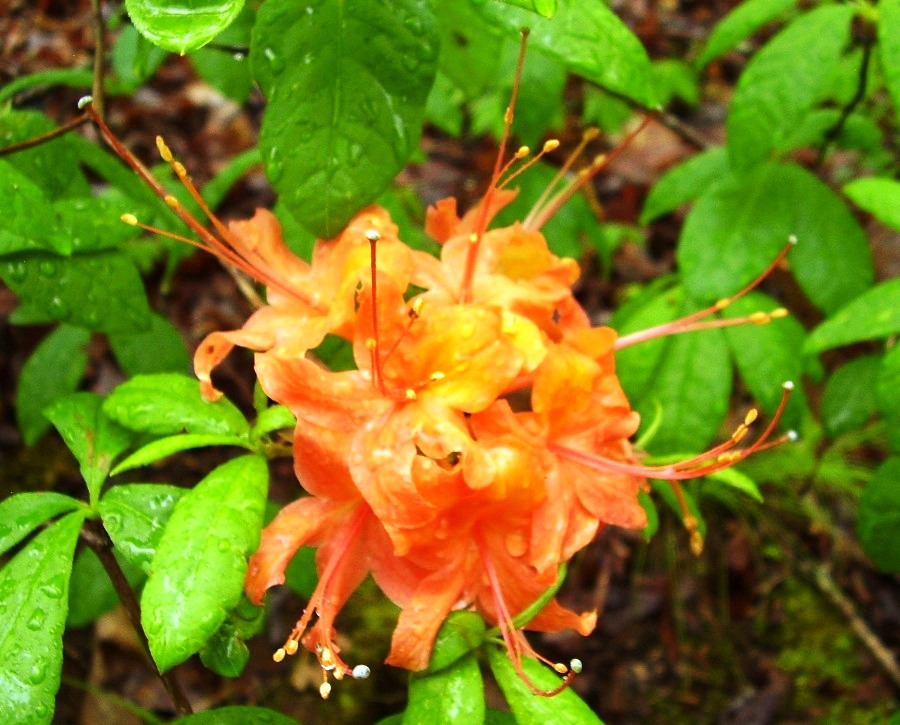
[155,136,174,163]
[553,662,568,674]
[744,409,758,426]
[173,161,188,179]
[405,389,417,400]
[515,145,530,158]
[164,194,180,209]
[284,639,299,656]
[501,311,518,335]
[503,108,513,124]
[429,371,446,382]
[468,232,479,244]
[713,298,730,311]
[319,682,332,700]
[334,668,345,681]
[582,127,600,141]
[542,139,560,153]
[590,153,607,168]
[689,530,705,556]
[273,648,286,663]
[121,213,138,226]
[410,298,424,317]
[749,311,769,324]
[733,426,749,444]
[771,307,789,318]
[365,338,377,350]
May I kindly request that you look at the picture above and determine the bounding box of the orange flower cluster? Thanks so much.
[86,99,793,698]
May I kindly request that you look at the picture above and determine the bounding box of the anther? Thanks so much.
[783,380,795,391]
[121,213,138,226]
[365,229,381,243]
[787,430,799,441]
[542,139,560,153]
[365,338,377,350]
[788,234,798,245]
[411,298,424,317]
[570,659,583,674]
[284,639,299,656]
[553,662,568,674]
[319,682,332,700]
[749,311,769,324]
[173,161,188,179]
[515,146,530,158]
[428,371,445,382]
[713,298,729,311]
[352,665,371,679]
[468,232,479,244]
[744,409,758,426]
[273,648,286,663]
[689,530,705,556]
[77,95,93,109]
[405,389,417,400]
[155,136,174,163]
[582,127,600,142]
[164,194,180,209]
[771,308,789,318]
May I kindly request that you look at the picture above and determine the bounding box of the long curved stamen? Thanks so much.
[524,114,653,232]
[550,382,794,481]
[498,139,561,191]
[84,101,322,310]
[459,29,530,303]
[615,238,796,350]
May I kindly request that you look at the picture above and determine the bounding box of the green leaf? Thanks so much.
[15,324,91,445]
[879,0,900,117]
[425,611,486,674]
[45,393,133,506]
[250,405,295,442]
[640,146,729,224]
[200,596,264,677]
[638,490,659,541]
[722,292,807,426]
[804,278,900,354]
[435,3,504,101]
[103,373,249,436]
[251,0,439,238]
[141,455,268,671]
[477,0,658,107]
[0,492,81,559]
[821,355,881,438]
[0,511,86,724]
[111,23,169,90]
[189,4,255,102]
[650,479,706,539]
[125,0,246,53]
[726,4,855,170]
[112,433,254,475]
[99,483,186,575]
[876,344,900,454]
[633,316,732,453]
[405,653,484,725]
[843,177,900,232]
[0,162,66,256]
[858,457,900,573]
[487,646,603,724]
[495,0,556,18]
[696,0,796,68]
[108,311,191,376]
[174,706,300,724]
[3,251,153,333]
[678,161,872,314]
[703,467,763,503]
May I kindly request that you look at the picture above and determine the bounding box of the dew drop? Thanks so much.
[5,261,27,282]
[38,260,57,277]
[263,47,285,73]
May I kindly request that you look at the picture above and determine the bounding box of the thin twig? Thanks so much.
[80,520,194,716]
[90,0,106,120]
[0,113,90,157]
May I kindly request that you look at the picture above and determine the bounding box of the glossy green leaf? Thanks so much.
[199,622,250,677]
[876,344,900,454]
[639,147,729,224]
[0,69,95,105]
[174,706,300,724]
[485,710,517,724]
[15,324,91,445]
[250,404,295,442]
[425,611,486,674]
[435,2,503,101]
[696,0,796,68]
[0,492,81,559]
[821,355,881,438]
[678,161,872,314]
[111,23,169,90]
[45,393,133,506]
[495,0,556,17]
[703,467,763,503]
[0,162,66,256]
[726,4,855,170]
[487,646,603,724]
[858,457,900,573]
[804,278,900,354]
[52,196,144,254]
[99,483,186,575]
[125,0,246,53]
[112,433,254,476]
[0,511,86,724]
[108,311,191,376]
[843,177,900,232]
[4,250,152,333]
[405,653,484,725]
[251,0,439,238]
[879,0,900,117]
[722,292,807,426]
[103,373,249,436]
[141,455,268,671]
[650,479,706,539]
[477,0,658,107]
[638,490,659,541]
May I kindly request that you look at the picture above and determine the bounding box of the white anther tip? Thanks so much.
[352,664,371,679]
[787,430,799,442]
[77,95,93,110]
[364,229,381,242]
[782,380,795,391]
[788,234,798,245]
[570,658,583,674]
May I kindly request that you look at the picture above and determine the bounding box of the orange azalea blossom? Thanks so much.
[85,97,795,697]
